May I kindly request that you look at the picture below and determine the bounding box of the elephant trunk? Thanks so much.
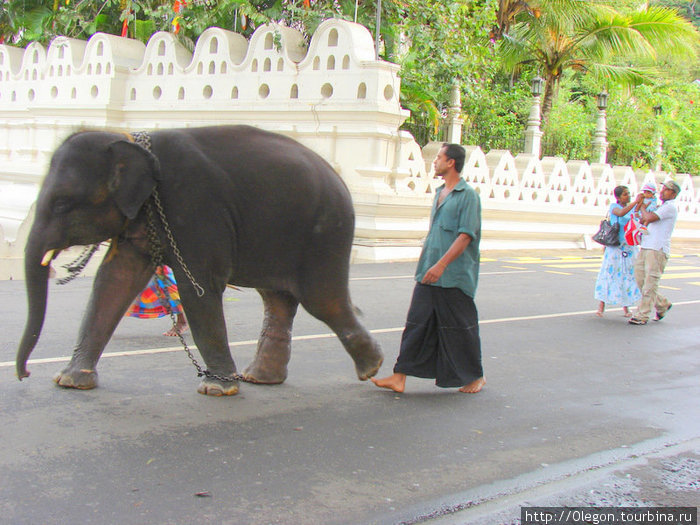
[16,235,53,380]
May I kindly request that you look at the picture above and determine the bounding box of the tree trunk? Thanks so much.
[540,76,556,129]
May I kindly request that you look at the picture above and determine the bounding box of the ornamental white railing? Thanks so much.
[0,19,698,276]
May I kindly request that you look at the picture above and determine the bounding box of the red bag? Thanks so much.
[624,213,643,246]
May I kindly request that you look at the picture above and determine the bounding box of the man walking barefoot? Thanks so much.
[372,143,485,394]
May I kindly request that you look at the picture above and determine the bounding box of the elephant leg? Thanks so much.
[301,290,383,381]
[55,243,153,389]
[176,285,239,396]
[243,289,299,384]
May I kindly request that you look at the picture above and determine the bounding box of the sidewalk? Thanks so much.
[399,439,700,524]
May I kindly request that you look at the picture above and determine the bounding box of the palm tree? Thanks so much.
[499,1,700,125]
[492,0,535,41]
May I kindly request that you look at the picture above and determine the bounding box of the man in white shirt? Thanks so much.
[629,179,681,325]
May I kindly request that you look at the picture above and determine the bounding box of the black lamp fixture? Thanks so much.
[596,91,608,110]
[653,104,663,117]
[531,76,544,97]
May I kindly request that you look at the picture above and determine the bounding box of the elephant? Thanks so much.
[16,125,383,396]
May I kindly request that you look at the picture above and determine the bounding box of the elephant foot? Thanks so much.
[354,342,384,381]
[197,378,239,396]
[242,360,287,384]
[54,368,98,390]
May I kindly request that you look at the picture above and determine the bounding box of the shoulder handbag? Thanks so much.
[592,217,620,247]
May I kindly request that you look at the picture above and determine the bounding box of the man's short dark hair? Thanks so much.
[442,143,466,173]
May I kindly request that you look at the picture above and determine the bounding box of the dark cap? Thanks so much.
[662,179,681,194]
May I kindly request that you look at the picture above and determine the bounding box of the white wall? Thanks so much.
[0,19,698,278]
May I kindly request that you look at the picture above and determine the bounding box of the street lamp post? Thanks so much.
[524,76,544,157]
[446,82,463,144]
[653,104,663,172]
[592,91,608,164]
[375,0,382,60]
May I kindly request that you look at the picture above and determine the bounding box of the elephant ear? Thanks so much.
[107,140,161,220]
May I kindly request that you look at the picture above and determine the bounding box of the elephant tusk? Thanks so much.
[41,249,57,266]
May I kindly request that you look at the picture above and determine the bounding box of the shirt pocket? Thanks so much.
[439,217,459,233]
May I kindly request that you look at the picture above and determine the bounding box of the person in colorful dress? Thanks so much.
[125,265,188,336]
[594,185,644,318]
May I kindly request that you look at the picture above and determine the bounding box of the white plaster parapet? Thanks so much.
[677,175,698,216]
[568,160,596,207]
[0,19,698,274]
[591,163,615,207]
[462,146,489,185]
[515,153,547,204]
[0,183,38,243]
[485,150,517,201]
[0,19,414,271]
[421,141,442,174]
[613,165,637,191]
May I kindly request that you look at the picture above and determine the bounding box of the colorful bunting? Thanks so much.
[172,1,186,34]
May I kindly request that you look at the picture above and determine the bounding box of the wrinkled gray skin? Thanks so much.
[16,125,383,396]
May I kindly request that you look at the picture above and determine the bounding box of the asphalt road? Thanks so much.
[1,251,699,524]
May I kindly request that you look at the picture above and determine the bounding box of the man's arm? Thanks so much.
[640,208,660,225]
[421,233,472,284]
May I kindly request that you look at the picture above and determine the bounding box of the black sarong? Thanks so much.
[394,284,483,388]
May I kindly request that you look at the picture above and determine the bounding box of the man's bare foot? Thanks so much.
[371,373,406,393]
[458,377,485,393]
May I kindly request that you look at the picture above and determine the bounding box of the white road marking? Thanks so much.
[350,269,536,281]
[5,299,700,370]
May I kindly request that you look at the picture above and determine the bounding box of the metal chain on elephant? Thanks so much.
[141,147,244,384]
[131,131,204,298]
[150,189,204,298]
[56,244,101,285]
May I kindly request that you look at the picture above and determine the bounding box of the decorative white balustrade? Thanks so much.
[0,19,698,277]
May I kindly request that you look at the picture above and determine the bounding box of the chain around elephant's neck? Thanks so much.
[130,130,152,152]
[134,131,241,383]
[130,131,204,298]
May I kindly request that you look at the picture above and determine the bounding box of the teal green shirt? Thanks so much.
[415,178,481,298]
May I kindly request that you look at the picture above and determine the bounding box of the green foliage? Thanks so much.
[499,1,700,126]
[652,0,700,29]
[1,0,698,175]
[650,82,700,174]
[461,73,531,152]
[606,85,657,169]
[400,79,442,145]
[397,0,498,144]
[542,81,595,161]
[597,82,700,175]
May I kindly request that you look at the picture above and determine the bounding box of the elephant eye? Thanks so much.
[52,198,73,214]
